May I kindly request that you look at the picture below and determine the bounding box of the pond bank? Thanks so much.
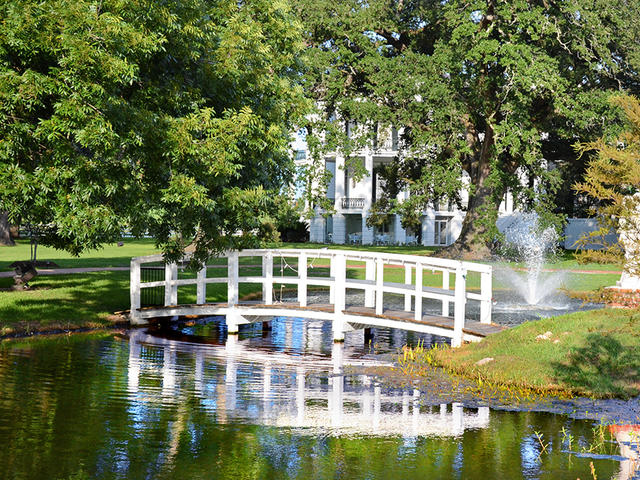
[347,359,640,426]
[425,308,640,399]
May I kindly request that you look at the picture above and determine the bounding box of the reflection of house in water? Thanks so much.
[126,330,490,437]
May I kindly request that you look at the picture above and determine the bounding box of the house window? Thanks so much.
[434,217,449,246]
[377,221,390,234]
[325,216,333,243]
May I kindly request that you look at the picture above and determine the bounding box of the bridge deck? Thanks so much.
[139,301,505,338]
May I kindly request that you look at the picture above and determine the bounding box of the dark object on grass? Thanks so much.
[9,260,59,269]
[278,220,309,243]
[12,261,38,290]
[118,241,124,247]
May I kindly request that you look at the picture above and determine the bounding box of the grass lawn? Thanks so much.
[0,272,131,336]
[430,308,640,398]
[0,238,160,270]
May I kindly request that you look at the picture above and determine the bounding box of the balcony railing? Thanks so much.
[341,197,365,209]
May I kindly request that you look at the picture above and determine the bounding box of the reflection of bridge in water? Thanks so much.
[130,249,503,347]
[127,330,490,437]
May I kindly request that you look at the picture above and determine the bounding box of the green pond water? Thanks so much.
[0,318,636,480]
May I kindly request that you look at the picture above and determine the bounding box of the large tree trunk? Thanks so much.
[442,180,500,260]
[438,124,501,260]
[0,212,15,246]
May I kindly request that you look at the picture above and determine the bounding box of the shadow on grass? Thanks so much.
[552,334,640,397]
[0,272,131,333]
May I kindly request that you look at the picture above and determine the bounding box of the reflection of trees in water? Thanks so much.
[0,333,625,480]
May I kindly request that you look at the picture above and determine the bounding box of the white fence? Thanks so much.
[130,249,493,347]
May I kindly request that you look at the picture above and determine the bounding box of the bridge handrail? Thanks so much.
[131,249,492,274]
[130,248,492,347]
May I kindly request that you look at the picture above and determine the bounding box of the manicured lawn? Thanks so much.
[0,270,255,336]
[270,242,440,256]
[430,308,640,398]
[0,238,160,270]
[0,272,130,336]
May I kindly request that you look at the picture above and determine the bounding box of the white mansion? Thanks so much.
[293,126,516,247]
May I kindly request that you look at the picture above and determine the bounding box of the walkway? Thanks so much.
[130,249,499,347]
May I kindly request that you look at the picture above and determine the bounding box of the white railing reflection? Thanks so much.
[127,331,491,438]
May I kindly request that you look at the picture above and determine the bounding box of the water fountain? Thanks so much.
[498,213,564,305]
[492,213,579,324]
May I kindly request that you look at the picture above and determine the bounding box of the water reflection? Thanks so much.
[0,330,632,480]
[128,329,490,437]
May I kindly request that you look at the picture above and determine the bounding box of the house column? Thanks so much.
[335,154,345,212]
[361,152,375,244]
[394,190,408,244]
[332,155,346,244]
[309,215,324,243]
[364,152,373,211]
[422,211,435,246]
[362,213,374,244]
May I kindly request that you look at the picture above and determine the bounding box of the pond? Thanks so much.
[0,318,637,480]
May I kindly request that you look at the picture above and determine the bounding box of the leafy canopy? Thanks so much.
[0,0,307,263]
[295,0,640,255]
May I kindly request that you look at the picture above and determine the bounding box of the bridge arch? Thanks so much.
[130,249,499,347]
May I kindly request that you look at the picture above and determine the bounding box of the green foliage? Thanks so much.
[0,0,308,264]
[294,0,640,254]
[575,95,640,275]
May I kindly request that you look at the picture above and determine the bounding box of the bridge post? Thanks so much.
[164,263,178,306]
[332,253,346,342]
[262,252,273,305]
[228,251,239,305]
[329,255,336,304]
[364,259,375,307]
[197,265,207,304]
[442,270,450,316]
[404,265,412,311]
[226,311,239,334]
[375,258,384,315]
[130,258,142,324]
[414,262,423,321]
[298,252,307,307]
[480,269,492,324]
[453,264,466,347]
[227,251,240,334]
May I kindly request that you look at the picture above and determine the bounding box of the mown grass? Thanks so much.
[0,238,160,270]
[428,308,640,398]
[0,272,130,336]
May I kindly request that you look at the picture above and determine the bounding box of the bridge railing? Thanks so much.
[130,249,492,347]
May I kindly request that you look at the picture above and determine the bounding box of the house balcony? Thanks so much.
[373,138,399,153]
[341,197,366,209]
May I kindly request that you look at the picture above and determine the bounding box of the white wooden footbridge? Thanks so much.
[129,249,503,347]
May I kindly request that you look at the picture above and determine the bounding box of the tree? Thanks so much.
[0,212,14,246]
[295,0,640,258]
[575,95,640,276]
[0,0,307,264]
